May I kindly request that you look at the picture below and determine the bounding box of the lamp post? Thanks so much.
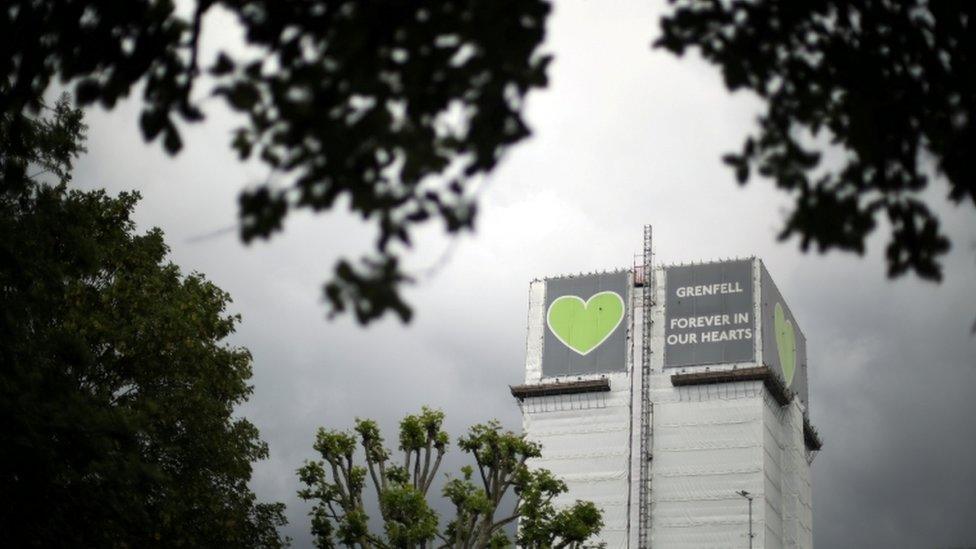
[737,490,754,549]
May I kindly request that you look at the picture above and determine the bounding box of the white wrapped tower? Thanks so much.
[511,231,820,548]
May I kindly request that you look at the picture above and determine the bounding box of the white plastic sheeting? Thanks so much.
[523,373,634,547]
[521,279,633,548]
[763,396,814,548]
[645,266,813,548]
[648,376,767,548]
[518,270,813,548]
[643,379,812,548]
[524,280,546,384]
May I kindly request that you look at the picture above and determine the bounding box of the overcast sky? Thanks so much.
[72,1,976,547]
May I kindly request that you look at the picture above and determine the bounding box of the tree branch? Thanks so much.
[363,455,384,516]
[422,448,444,495]
[474,454,490,495]
[489,513,519,533]
[377,459,388,492]
[419,434,433,490]
[327,459,349,506]
[413,448,421,489]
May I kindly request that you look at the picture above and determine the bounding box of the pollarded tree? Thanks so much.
[0,97,287,547]
[298,407,604,548]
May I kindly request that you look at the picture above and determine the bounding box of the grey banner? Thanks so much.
[542,272,629,377]
[760,263,809,408]
[664,260,756,368]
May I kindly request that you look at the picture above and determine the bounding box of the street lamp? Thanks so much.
[737,490,754,549]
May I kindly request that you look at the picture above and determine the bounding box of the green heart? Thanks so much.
[547,291,625,356]
[774,302,797,387]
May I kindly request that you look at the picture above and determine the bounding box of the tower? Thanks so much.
[511,227,821,548]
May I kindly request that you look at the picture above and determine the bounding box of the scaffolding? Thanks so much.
[637,225,654,548]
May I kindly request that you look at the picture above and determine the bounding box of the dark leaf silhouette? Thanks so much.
[0,0,551,323]
[4,0,971,323]
[658,0,974,282]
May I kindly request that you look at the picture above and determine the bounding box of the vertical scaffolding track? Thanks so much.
[638,225,654,548]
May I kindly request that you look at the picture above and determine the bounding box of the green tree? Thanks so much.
[297,407,603,548]
[0,98,287,547]
[658,0,976,282]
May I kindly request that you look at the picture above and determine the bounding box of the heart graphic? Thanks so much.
[774,302,796,387]
[547,291,625,356]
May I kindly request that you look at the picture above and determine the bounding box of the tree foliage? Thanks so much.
[658,0,976,281]
[5,1,970,325]
[0,0,551,324]
[298,407,603,548]
[0,98,286,547]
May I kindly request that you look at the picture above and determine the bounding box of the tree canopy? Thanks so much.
[298,407,604,548]
[0,98,286,547]
[658,0,976,281]
[0,0,550,324]
[2,1,972,325]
